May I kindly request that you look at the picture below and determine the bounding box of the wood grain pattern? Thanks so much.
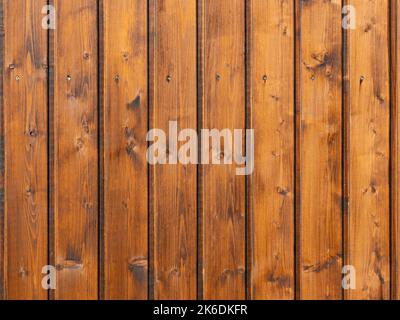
[200,0,246,300]
[393,0,400,300]
[0,0,4,300]
[102,0,148,300]
[1,0,400,301]
[248,0,295,300]
[3,0,48,300]
[150,0,197,299]
[297,0,343,300]
[346,0,390,300]
[53,0,98,300]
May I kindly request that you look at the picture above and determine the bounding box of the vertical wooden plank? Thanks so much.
[346,0,390,300]
[98,0,104,301]
[297,0,343,299]
[53,0,98,300]
[103,0,148,299]
[150,0,197,299]
[3,0,48,299]
[393,0,400,300]
[0,0,4,300]
[248,0,295,300]
[201,0,246,299]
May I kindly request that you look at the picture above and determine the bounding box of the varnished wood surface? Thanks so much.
[103,0,148,300]
[0,0,399,300]
[52,0,98,300]
[297,0,343,300]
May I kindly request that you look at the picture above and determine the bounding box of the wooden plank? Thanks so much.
[3,0,48,300]
[346,0,390,300]
[297,0,343,299]
[150,0,197,299]
[102,0,148,300]
[200,0,246,299]
[248,0,295,300]
[393,0,400,300]
[0,0,4,300]
[53,0,98,300]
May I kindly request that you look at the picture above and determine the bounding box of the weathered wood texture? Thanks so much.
[2,0,48,300]
[297,0,343,300]
[0,0,400,300]
[248,0,295,300]
[0,0,4,300]
[150,0,197,300]
[345,0,391,300]
[200,0,246,300]
[392,0,400,300]
[102,0,148,300]
[52,0,98,300]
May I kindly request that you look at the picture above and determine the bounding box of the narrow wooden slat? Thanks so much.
[346,0,390,300]
[393,0,400,300]
[201,0,246,299]
[103,0,148,299]
[3,0,48,300]
[98,0,104,300]
[53,0,98,299]
[248,0,295,300]
[150,0,197,299]
[0,0,4,300]
[297,0,343,299]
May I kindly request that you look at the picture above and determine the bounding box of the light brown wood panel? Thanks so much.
[102,0,148,300]
[0,0,5,300]
[297,0,343,299]
[150,0,197,299]
[3,0,48,300]
[248,0,295,300]
[346,0,390,300]
[53,0,98,300]
[392,0,400,300]
[200,0,246,299]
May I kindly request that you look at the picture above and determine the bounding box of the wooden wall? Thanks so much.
[0,0,399,300]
